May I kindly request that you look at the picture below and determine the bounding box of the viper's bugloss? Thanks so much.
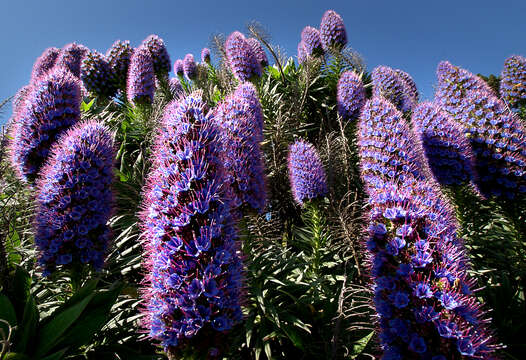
[183,54,197,80]
[81,50,117,98]
[225,31,261,82]
[246,38,268,67]
[395,69,419,102]
[201,48,211,64]
[319,10,347,49]
[169,77,184,97]
[127,46,156,105]
[142,34,171,76]
[297,41,307,65]
[337,71,365,121]
[31,47,61,83]
[106,40,133,90]
[301,26,323,56]
[500,55,526,108]
[371,66,416,113]
[55,43,89,77]
[174,59,184,77]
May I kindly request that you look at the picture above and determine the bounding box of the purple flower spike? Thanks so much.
[201,47,211,63]
[169,77,183,97]
[225,31,262,82]
[246,38,269,67]
[34,120,114,276]
[319,10,347,49]
[127,45,156,105]
[183,53,197,80]
[337,71,365,121]
[54,43,89,77]
[371,66,416,112]
[395,69,419,102]
[215,82,267,215]
[297,41,308,65]
[106,40,134,90]
[10,67,81,183]
[142,34,171,76]
[173,59,184,77]
[288,140,328,205]
[31,47,61,83]
[141,92,245,354]
[500,55,526,108]
[412,102,475,186]
[301,26,323,56]
[81,50,117,98]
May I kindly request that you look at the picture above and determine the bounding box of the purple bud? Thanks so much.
[31,47,61,83]
[297,41,308,65]
[54,43,89,77]
[141,34,171,76]
[288,140,328,205]
[106,40,134,90]
[500,55,526,108]
[81,50,117,98]
[201,47,211,63]
[301,26,323,56]
[35,120,114,275]
[169,77,183,97]
[127,46,156,105]
[183,53,197,80]
[173,59,184,77]
[371,66,416,112]
[319,10,347,49]
[395,69,419,102]
[246,38,268,67]
[337,71,365,121]
[225,31,262,82]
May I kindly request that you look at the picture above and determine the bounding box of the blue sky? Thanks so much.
[1,0,525,120]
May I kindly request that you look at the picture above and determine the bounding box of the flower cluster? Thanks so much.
[337,71,365,121]
[142,35,171,76]
[169,77,184,97]
[141,93,245,354]
[127,46,156,105]
[34,121,114,276]
[395,69,419,102]
[31,47,61,83]
[297,41,307,65]
[55,43,89,77]
[106,40,133,90]
[201,48,211,63]
[183,53,197,80]
[371,66,416,113]
[81,50,117,98]
[301,26,323,56]
[411,102,475,186]
[10,67,81,183]
[288,140,328,206]
[246,38,268,67]
[225,31,261,82]
[174,59,184,77]
[319,10,347,49]
[215,83,267,215]
[500,55,526,108]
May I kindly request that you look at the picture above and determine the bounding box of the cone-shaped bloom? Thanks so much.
[169,77,183,97]
[215,83,267,214]
[142,35,171,76]
[10,67,81,183]
[34,121,114,276]
[319,10,347,49]
[201,48,211,63]
[31,47,61,83]
[174,59,184,77]
[372,66,416,113]
[500,55,526,108]
[183,53,197,80]
[141,92,245,353]
[106,40,133,90]
[127,46,156,105]
[246,38,268,67]
[54,43,89,77]
[225,31,262,82]
[81,50,117,98]
[297,41,308,65]
[395,69,419,102]
[337,71,365,121]
[301,26,323,56]
[288,140,328,205]
[412,102,475,186]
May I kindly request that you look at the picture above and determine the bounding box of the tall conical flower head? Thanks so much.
[456,89,526,199]
[127,45,156,105]
[201,47,211,63]
[297,41,308,65]
[142,34,171,76]
[141,93,245,354]
[363,179,498,359]
[288,140,328,206]
[500,55,526,108]
[174,59,184,77]
[215,83,267,214]
[411,102,475,186]
[358,97,428,192]
[183,53,197,80]
[106,40,133,90]
[31,47,61,83]
[371,66,416,113]
[246,38,268,67]
[169,77,183,97]
[301,26,323,56]
[34,121,114,276]
[225,31,262,82]
[10,67,81,183]
[54,43,89,77]
[337,71,365,121]
[81,50,117,98]
[319,10,347,49]
[395,69,419,102]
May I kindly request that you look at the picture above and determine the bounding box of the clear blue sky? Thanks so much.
[1,0,525,120]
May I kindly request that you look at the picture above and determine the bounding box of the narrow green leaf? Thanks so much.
[350,331,374,358]
[14,294,39,353]
[0,294,17,338]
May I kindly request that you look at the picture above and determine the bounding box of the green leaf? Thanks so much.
[350,331,374,358]
[3,353,32,360]
[14,294,39,353]
[5,224,21,265]
[39,348,68,360]
[80,98,95,112]
[268,66,280,80]
[0,294,17,339]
